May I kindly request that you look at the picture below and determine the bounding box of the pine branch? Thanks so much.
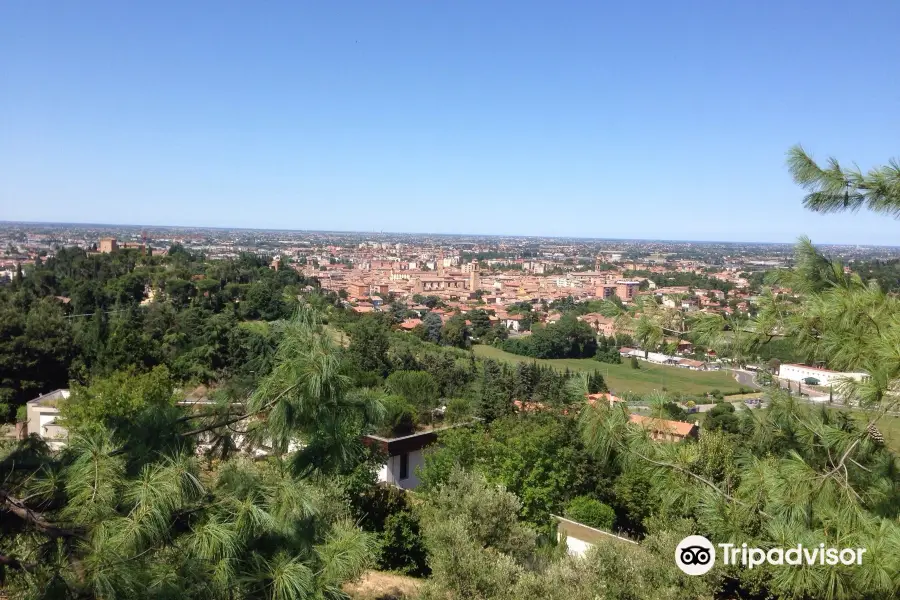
[816,397,899,498]
[787,145,900,217]
[625,443,772,519]
[0,488,84,539]
[108,383,300,457]
[0,553,38,572]
[180,382,300,438]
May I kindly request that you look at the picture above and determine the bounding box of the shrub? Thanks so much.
[704,401,740,433]
[445,397,474,424]
[381,395,418,437]
[564,496,615,531]
[630,356,640,369]
[386,370,440,411]
[379,510,429,576]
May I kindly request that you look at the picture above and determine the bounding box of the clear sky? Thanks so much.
[2,2,899,244]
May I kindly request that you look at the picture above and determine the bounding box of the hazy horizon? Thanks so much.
[4,219,898,249]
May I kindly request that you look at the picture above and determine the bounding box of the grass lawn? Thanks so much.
[344,571,420,600]
[472,345,742,397]
[324,324,350,347]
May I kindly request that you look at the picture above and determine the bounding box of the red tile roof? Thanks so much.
[399,318,422,330]
[629,413,697,438]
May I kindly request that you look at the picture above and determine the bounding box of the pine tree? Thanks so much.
[0,308,379,599]
[576,151,900,599]
[477,359,511,423]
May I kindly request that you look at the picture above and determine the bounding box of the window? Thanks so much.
[399,453,409,480]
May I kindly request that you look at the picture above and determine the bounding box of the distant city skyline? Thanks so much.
[2,2,899,245]
[3,220,899,249]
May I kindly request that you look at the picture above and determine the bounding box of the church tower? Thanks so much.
[437,251,445,277]
[469,259,480,291]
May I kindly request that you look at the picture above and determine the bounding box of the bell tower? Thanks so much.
[469,259,480,291]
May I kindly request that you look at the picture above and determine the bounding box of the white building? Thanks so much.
[25,389,71,450]
[554,277,579,289]
[503,316,522,332]
[364,429,439,490]
[778,364,869,386]
[365,422,475,490]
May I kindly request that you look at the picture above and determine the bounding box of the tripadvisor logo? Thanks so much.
[676,535,716,575]
[675,535,867,576]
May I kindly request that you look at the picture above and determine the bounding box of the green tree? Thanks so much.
[419,468,536,562]
[421,312,443,344]
[564,496,615,530]
[61,365,176,434]
[347,313,391,376]
[0,299,73,419]
[420,414,607,531]
[0,309,380,599]
[477,360,511,423]
[385,370,440,413]
[380,510,429,576]
[441,314,471,349]
[416,467,708,600]
[444,397,474,424]
[379,394,418,437]
[702,401,740,433]
[468,309,492,338]
[586,370,608,394]
[580,386,900,599]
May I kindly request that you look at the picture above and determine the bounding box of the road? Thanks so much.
[728,369,761,390]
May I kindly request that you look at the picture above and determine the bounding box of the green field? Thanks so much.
[472,345,742,397]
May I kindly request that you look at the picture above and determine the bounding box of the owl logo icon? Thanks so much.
[675,535,716,575]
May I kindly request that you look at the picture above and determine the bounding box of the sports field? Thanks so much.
[472,345,743,397]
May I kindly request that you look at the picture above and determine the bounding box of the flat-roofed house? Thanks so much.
[363,429,440,490]
[363,422,475,490]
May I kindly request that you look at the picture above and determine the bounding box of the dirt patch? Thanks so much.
[343,570,422,600]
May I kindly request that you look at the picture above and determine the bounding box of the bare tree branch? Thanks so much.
[0,489,84,539]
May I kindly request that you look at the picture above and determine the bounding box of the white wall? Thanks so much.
[376,449,426,490]
[779,364,868,386]
[39,413,57,432]
[560,533,593,557]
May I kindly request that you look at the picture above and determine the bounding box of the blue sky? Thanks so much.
[2,1,899,244]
